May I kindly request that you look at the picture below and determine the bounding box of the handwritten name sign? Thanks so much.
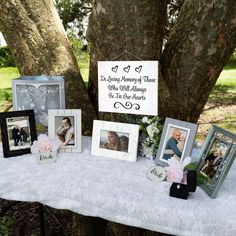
[98,61,158,115]
[147,165,166,182]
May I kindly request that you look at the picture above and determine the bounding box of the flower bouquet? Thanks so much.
[138,116,163,159]
[31,134,60,164]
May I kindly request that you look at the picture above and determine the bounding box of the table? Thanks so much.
[0,136,236,236]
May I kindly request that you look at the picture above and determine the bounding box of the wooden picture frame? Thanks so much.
[197,125,236,198]
[91,120,139,162]
[155,118,198,167]
[0,110,37,157]
[48,109,82,153]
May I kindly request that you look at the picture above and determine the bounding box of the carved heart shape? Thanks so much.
[123,65,130,73]
[111,65,118,73]
[135,65,142,73]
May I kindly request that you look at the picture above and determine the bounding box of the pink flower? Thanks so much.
[165,156,192,183]
[31,134,60,154]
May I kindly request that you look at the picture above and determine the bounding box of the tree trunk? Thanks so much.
[160,0,236,122]
[0,0,96,134]
[87,0,236,124]
[87,0,167,122]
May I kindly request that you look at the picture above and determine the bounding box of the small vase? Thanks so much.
[36,150,57,164]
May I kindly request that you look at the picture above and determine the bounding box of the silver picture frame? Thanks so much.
[12,76,65,132]
[155,118,198,167]
[197,125,236,198]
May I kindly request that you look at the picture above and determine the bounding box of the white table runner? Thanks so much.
[0,136,235,236]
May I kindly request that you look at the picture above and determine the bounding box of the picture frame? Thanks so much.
[48,109,82,153]
[12,76,65,132]
[155,118,198,167]
[197,125,236,198]
[91,120,139,162]
[0,110,37,158]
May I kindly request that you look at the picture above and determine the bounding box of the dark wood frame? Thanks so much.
[0,109,37,158]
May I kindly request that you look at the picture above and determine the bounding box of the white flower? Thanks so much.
[146,123,159,138]
[141,116,149,123]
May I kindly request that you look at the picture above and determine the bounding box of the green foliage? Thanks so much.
[0,216,13,236]
[0,46,16,68]
[55,0,91,39]
[184,162,208,185]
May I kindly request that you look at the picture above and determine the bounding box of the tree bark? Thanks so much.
[87,0,167,122]
[160,0,236,122]
[0,0,96,134]
[87,0,236,123]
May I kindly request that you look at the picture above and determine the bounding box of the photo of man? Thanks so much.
[160,125,189,162]
[55,116,75,146]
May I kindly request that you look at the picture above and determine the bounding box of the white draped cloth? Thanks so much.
[0,136,235,236]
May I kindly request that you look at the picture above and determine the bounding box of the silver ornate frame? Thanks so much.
[197,125,236,198]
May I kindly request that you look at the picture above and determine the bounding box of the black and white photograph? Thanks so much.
[0,110,37,157]
[92,120,139,162]
[48,109,81,153]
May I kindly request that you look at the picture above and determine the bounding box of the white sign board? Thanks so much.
[98,61,158,115]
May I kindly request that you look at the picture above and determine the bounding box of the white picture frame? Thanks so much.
[98,61,158,115]
[91,120,139,162]
[48,109,81,153]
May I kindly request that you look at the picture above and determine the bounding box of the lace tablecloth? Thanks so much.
[0,136,235,236]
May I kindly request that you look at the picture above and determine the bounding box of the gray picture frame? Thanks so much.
[155,118,198,167]
[12,76,65,132]
[197,125,236,198]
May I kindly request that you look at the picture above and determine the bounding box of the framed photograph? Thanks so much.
[91,120,139,162]
[155,118,198,167]
[48,109,81,153]
[12,76,65,132]
[197,125,236,198]
[0,110,37,157]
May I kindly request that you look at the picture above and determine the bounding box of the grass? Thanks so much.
[197,69,236,141]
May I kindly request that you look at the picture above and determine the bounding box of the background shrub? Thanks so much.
[0,46,16,67]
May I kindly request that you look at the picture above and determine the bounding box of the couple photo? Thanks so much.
[100,130,129,153]
[7,117,31,151]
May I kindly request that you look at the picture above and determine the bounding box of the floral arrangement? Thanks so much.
[138,116,163,159]
[31,134,60,154]
[165,156,192,183]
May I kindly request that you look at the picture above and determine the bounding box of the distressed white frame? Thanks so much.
[48,109,81,153]
[91,120,139,162]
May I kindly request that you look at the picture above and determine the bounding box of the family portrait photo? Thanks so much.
[100,130,129,153]
[6,116,31,151]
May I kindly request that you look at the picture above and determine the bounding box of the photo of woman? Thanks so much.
[100,130,129,153]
